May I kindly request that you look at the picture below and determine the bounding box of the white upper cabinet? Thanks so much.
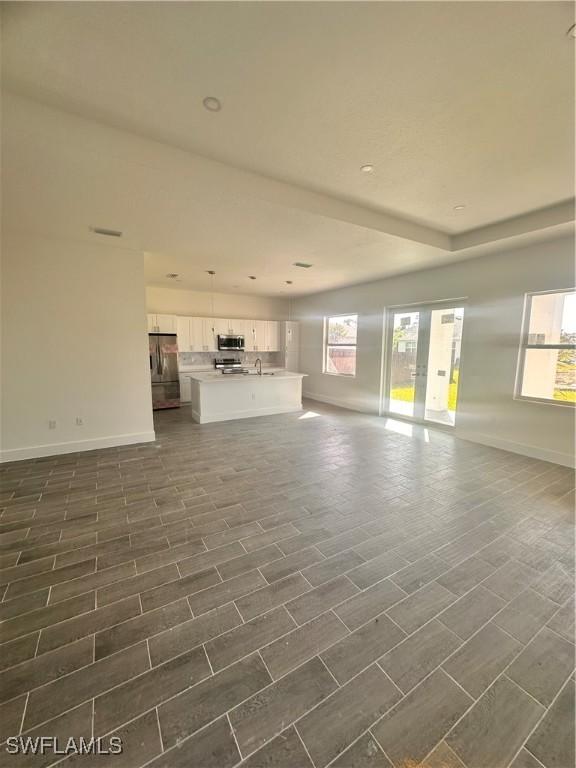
[148,314,284,354]
[253,320,267,352]
[189,317,206,351]
[243,320,256,351]
[174,316,217,351]
[213,318,230,338]
[199,317,217,352]
[266,321,280,352]
[147,314,176,333]
[213,319,246,335]
[281,321,300,370]
[175,316,191,351]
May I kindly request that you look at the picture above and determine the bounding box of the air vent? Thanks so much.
[293,262,313,268]
[166,273,179,279]
[91,227,123,238]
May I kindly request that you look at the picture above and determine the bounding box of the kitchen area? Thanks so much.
[147,312,305,423]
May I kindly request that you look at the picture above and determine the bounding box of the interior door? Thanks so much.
[385,304,464,426]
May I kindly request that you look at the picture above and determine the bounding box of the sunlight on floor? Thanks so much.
[383,417,430,442]
[299,410,321,419]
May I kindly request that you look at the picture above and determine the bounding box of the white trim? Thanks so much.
[303,391,374,414]
[191,405,303,424]
[323,313,358,377]
[0,431,156,463]
[515,287,576,403]
[453,428,575,468]
[305,393,574,467]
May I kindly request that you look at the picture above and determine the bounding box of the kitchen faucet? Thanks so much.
[255,358,262,376]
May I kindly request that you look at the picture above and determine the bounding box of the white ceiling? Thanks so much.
[1,2,574,296]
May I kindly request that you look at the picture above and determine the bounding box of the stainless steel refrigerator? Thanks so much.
[149,333,180,409]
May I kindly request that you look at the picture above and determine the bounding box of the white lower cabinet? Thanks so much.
[179,375,192,403]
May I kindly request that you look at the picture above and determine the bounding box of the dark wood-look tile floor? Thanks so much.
[0,401,574,768]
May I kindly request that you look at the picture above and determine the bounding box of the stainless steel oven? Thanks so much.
[218,334,245,351]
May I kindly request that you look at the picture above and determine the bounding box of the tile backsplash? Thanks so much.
[179,351,282,368]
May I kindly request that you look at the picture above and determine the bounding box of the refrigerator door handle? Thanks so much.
[157,342,162,375]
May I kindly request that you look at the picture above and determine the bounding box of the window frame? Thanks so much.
[323,313,358,377]
[515,288,576,407]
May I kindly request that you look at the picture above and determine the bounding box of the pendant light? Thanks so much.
[207,270,216,331]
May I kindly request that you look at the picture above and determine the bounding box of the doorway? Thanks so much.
[384,303,465,426]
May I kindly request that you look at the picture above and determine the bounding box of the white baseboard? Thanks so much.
[0,431,156,463]
[454,429,575,468]
[305,392,574,468]
[191,405,302,424]
[303,391,375,414]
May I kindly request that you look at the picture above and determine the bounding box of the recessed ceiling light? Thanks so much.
[90,226,122,237]
[286,280,293,285]
[293,262,313,269]
[248,276,257,280]
[360,164,374,173]
[453,205,466,212]
[567,23,576,38]
[206,270,216,275]
[203,96,222,112]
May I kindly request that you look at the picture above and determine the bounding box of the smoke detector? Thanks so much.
[203,97,222,112]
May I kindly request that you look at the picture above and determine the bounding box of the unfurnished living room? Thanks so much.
[0,2,575,767]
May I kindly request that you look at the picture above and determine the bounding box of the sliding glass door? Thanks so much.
[385,304,464,426]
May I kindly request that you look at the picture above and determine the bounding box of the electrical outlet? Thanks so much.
[48,420,57,430]
[76,417,83,426]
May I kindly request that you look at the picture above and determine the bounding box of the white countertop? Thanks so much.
[185,370,306,382]
[179,365,283,374]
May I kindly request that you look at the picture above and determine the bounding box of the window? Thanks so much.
[324,314,358,376]
[517,289,576,404]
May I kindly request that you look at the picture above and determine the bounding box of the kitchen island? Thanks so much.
[185,371,306,424]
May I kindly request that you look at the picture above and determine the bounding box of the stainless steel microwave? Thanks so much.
[218,334,245,351]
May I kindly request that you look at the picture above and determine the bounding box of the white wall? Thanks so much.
[1,231,155,461]
[295,235,575,467]
[146,286,289,320]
